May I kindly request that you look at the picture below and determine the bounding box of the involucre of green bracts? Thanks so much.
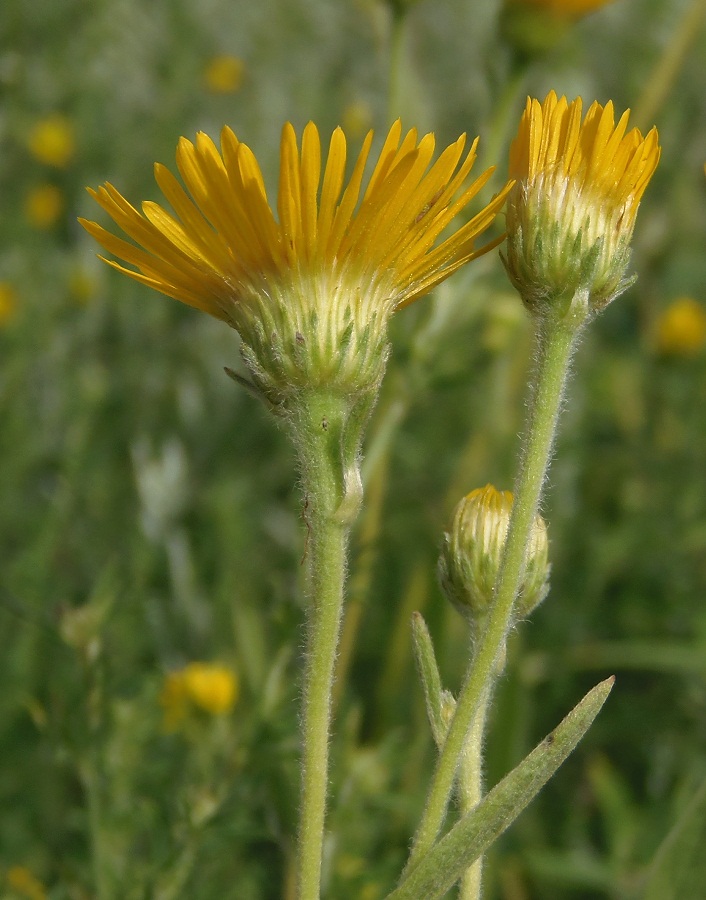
[502,184,636,323]
[235,274,391,412]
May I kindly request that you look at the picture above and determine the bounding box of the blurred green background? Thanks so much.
[1,0,706,897]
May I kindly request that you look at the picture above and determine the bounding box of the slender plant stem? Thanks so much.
[405,315,578,874]
[632,0,706,131]
[457,689,490,900]
[82,659,112,900]
[294,391,356,900]
[388,6,408,122]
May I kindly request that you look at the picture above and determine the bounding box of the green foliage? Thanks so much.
[641,775,706,900]
[1,0,706,897]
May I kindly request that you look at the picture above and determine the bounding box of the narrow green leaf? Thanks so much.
[641,775,706,900]
[411,612,446,749]
[386,677,615,900]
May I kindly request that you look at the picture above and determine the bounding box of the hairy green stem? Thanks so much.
[388,678,614,900]
[293,391,358,900]
[405,314,578,874]
[457,690,490,900]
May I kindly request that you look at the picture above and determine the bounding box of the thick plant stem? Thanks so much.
[405,315,578,874]
[294,391,358,900]
[457,690,490,900]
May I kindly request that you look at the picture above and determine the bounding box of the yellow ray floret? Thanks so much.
[80,121,512,324]
[510,91,660,229]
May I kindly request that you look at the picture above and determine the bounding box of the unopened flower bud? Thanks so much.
[438,484,550,628]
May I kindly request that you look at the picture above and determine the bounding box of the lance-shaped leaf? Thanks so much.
[411,612,447,749]
[386,676,615,900]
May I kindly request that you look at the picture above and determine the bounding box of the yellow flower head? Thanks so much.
[438,484,549,631]
[655,297,706,357]
[341,100,374,140]
[503,91,660,322]
[24,184,65,229]
[28,114,75,169]
[160,662,238,731]
[203,55,245,93]
[80,121,511,404]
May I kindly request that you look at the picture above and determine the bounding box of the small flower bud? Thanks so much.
[438,484,550,628]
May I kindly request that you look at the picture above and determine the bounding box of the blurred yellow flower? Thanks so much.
[504,91,660,319]
[508,0,614,18]
[655,297,706,357]
[203,55,245,93]
[0,283,18,326]
[183,662,238,713]
[68,266,99,305]
[501,0,615,56]
[24,184,64,229]
[161,662,238,730]
[81,121,511,404]
[341,100,373,140]
[28,114,75,168]
[5,866,46,900]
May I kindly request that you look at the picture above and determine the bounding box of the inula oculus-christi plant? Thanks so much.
[79,58,661,894]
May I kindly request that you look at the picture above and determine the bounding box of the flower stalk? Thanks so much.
[406,310,578,874]
[456,690,490,900]
[405,92,658,893]
[291,389,363,900]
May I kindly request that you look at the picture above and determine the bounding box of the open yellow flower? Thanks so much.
[81,121,511,404]
[504,91,660,321]
[160,662,238,731]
